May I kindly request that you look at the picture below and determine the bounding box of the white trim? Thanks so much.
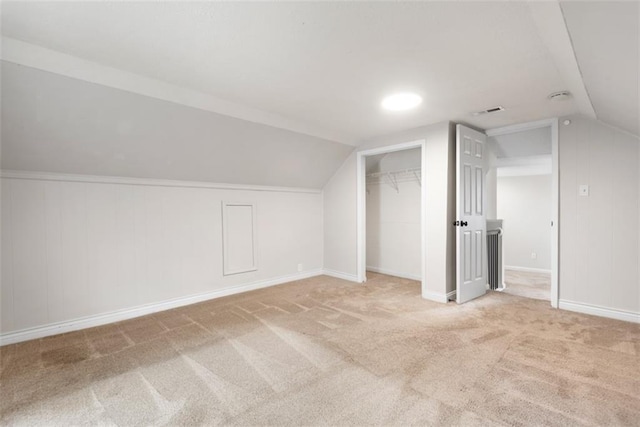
[504,266,552,274]
[0,37,356,145]
[356,140,426,157]
[0,269,324,346]
[485,118,557,137]
[496,165,552,177]
[357,151,366,284]
[366,266,421,281]
[486,118,559,309]
[0,170,321,194]
[422,290,449,304]
[446,290,456,301]
[559,300,640,324]
[493,154,552,168]
[494,155,552,177]
[420,141,428,300]
[550,118,559,308]
[322,269,359,283]
[356,140,427,296]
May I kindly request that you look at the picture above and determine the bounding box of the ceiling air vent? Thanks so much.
[548,91,571,101]
[471,106,505,116]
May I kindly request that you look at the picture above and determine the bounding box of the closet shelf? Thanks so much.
[366,167,421,192]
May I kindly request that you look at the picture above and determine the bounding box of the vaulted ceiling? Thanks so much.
[560,1,639,137]
[0,1,637,187]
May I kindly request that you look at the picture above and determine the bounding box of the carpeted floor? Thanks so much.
[1,273,639,426]
[502,269,551,301]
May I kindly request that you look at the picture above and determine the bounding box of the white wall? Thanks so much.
[485,167,498,220]
[0,175,324,336]
[497,174,552,271]
[324,121,456,301]
[367,149,422,174]
[366,151,421,280]
[559,115,639,318]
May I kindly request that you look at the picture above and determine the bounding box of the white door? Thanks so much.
[456,125,487,303]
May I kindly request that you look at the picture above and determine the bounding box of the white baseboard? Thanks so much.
[558,300,640,324]
[505,265,552,274]
[365,266,421,281]
[446,290,456,301]
[322,269,360,283]
[0,269,324,346]
[422,290,449,304]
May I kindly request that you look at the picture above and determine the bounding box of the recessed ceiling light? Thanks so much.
[381,93,422,111]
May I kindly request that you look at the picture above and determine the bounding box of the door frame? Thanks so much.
[356,140,427,296]
[485,118,559,308]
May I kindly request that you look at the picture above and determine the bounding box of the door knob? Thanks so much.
[452,221,460,226]
[460,221,468,227]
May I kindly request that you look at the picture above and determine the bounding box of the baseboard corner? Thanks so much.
[322,269,360,283]
[365,266,421,281]
[422,290,449,304]
[504,265,552,274]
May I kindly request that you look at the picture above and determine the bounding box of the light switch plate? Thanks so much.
[579,185,589,196]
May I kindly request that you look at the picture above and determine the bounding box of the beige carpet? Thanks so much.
[502,269,551,301]
[1,273,639,426]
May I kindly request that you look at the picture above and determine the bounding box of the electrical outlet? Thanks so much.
[297,263,303,272]
[579,185,589,196]
[531,252,537,260]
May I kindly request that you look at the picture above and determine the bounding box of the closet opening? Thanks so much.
[356,140,426,295]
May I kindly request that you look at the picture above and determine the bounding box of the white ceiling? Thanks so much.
[1,1,588,144]
[489,126,552,177]
[560,1,639,137]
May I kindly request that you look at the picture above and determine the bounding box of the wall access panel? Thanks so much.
[222,202,258,275]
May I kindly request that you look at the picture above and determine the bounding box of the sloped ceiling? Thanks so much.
[561,1,639,137]
[1,62,352,188]
[489,127,552,159]
[489,128,552,177]
[0,1,636,187]
[1,1,583,143]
